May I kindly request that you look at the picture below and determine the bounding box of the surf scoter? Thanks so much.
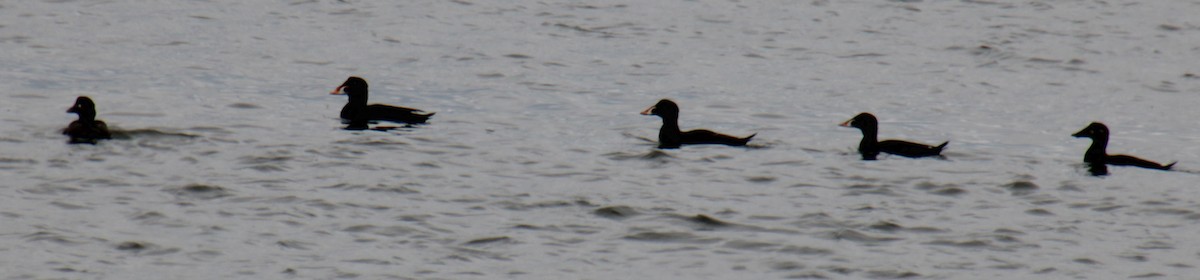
[63,96,111,144]
[1072,122,1174,176]
[330,76,434,129]
[640,99,755,149]
[840,112,947,160]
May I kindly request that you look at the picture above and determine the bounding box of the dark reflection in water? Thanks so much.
[1087,162,1109,176]
[594,206,639,219]
[602,150,675,162]
[110,129,199,140]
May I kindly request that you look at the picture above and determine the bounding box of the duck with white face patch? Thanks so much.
[63,96,112,144]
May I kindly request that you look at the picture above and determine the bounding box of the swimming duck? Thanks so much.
[63,96,111,144]
[641,99,755,149]
[331,76,434,129]
[840,112,947,160]
[1072,122,1174,176]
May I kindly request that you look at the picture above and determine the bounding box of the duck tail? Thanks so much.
[410,112,434,123]
[934,141,949,152]
[1163,161,1177,170]
[741,133,757,145]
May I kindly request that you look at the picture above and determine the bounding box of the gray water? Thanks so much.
[2,1,1200,279]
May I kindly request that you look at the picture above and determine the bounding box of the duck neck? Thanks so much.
[658,115,682,148]
[1083,136,1108,164]
[858,127,879,160]
[859,127,878,143]
[660,115,681,131]
[76,111,97,125]
[346,90,369,106]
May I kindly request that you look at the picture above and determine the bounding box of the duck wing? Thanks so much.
[680,129,755,147]
[365,104,434,124]
[878,140,947,158]
[1107,154,1174,170]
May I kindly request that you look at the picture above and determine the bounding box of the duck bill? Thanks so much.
[1071,129,1089,138]
[330,85,346,95]
[66,107,78,113]
[639,106,655,115]
[838,119,853,127]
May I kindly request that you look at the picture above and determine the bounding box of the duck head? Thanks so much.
[839,112,878,131]
[330,76,369,96]
[67,96,98,120]
[1072,122,1108,139]
[640,99,680,119]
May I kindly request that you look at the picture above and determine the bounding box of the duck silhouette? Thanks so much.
[1072,122,1174,176]
[640,99,755,149]
[331,76,433,130]
[63,96,111,144]
[840,112,947,160]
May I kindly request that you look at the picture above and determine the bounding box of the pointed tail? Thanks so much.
[741,133,757,145]
[934,141,949,153]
